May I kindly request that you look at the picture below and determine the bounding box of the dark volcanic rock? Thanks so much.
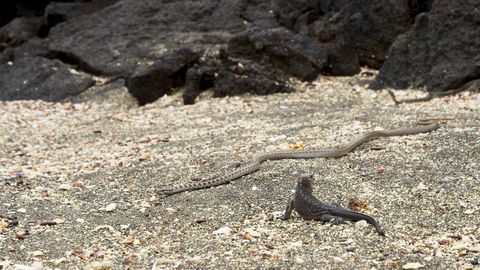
[375,0,480,91]
[214,56,294,98]
[125,48,200,105]
[44,0,119,29]
[0,48,13,64]
[0,1,49,27]
[272,0,320,30]
[3,0,473,106]
[272,0,416,71]
[183,46,294,104]
[309,0,415,70]
[227,27,327,81]
[309,19,360,76]
[182,26,323,105]
[272,0,349,30]
[183,62,217,105]
[0,17,44,49]
[0,16,49,65]
[0,3,17,28]
[182,46,296,105]
[47,0,275,76]
[0,56,95,101]
[13,37,50,59]
[242,1,278,29]
[0,37,49,65]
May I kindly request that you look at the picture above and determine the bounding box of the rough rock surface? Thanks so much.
[125,48,200,105]
[47,0,267,76]
[44,0,119,29]
[0,56,94,101]
[0,0,478,104]
[227,27,327,81]
[182,50,295,105]
[271,0,350,32]
[0,37,50,65]
[0,1,48,27]
[183,61,218,105]
[273,0,416,70]
[375,0,480,90]
[182,27,325,104]
[0,17,43,49]
[214,55,295,98]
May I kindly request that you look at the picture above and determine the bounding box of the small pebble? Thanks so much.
[53,258,67,265]
[105,203,117,212]
[243,228,261,238]
[13,262,43,270]
[89,260,112,270]
[402,262,425,269]
[153,258,177,265]
[423,256,433,261]
[32,251,43,256]
[332,256,345,264]
[355,220,368,229]
[76,218,85,224]
[213,227,231,235]
[295,257,305,264]
[416,183,428,190]
[58,183,72,190]
[290,241,303,248]
[459,264,474,270]
[452,243,469,250]
[345,247,356,252]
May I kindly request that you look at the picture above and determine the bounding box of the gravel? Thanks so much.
[0,74,479,269]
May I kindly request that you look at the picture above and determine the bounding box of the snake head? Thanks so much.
[297,174,315,193]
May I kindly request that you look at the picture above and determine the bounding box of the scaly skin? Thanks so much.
[282,174,385,236]
[388,79,479,104]
[159,120,441,196]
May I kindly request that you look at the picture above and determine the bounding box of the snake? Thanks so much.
[388,79,479,104]
[158,119,443,196]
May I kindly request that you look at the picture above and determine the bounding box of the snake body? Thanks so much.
[388,79,479,104]
[158,119,440,196]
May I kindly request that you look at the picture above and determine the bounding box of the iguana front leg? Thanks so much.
[281,199,294,220]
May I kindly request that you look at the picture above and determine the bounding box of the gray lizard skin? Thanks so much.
[282,174,385,236]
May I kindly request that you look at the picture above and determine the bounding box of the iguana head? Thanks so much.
[297,174,314,193]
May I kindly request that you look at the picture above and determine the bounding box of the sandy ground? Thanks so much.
[0,75,479,269]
